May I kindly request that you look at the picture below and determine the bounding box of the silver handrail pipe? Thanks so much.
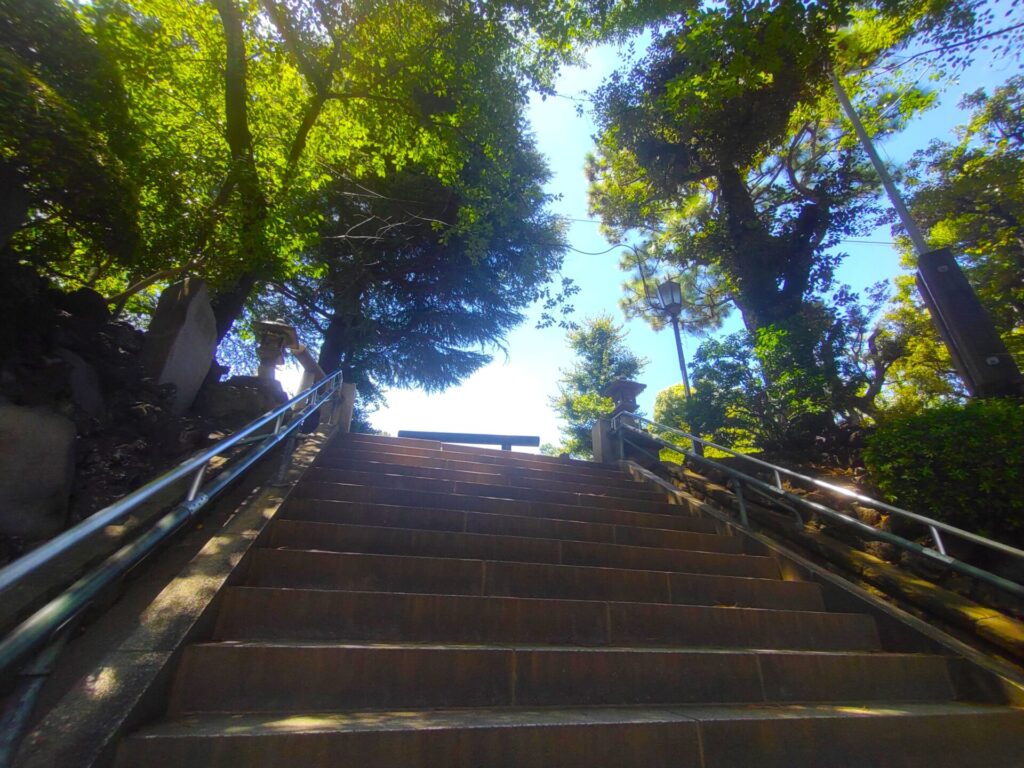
[0,369,343,686]
[612,414,1024,601]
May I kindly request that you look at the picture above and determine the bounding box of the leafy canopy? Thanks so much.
[586,0,1005,448]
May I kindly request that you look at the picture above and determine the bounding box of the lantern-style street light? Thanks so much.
[656,278,692,400]
[657,278,703,456]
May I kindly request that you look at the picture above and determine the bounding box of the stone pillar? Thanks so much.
[0,404,75,539]
[141,279,217,415]
[592,418,621,464]
[917,249,1024,397]
[335,382,357,433]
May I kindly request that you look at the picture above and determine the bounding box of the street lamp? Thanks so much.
[656,278,692,400]
[657,278,702,456]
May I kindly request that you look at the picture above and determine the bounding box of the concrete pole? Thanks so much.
[670,314,704,456]
[829,70,929,256]
[670,314,692,400]
[830,69,1024,397]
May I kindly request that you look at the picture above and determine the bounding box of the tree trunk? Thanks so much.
[317,310,346,373]
[210,0,269,343]
[210,271,258,343]
[318,268,368,374]
[716,162,807,331]
[0,160,29,254]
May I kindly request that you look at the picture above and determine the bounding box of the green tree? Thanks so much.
[550,314,647,458]
[0,0,139,263]
[587,0,992,445]
[225,0,574,398]
[5,0,628,341]
[249,146,569,402]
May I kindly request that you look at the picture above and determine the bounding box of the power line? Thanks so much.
[562,216,896,246]
[880,19,1024,72]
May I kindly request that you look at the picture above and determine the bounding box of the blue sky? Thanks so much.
[359,17,1023,448]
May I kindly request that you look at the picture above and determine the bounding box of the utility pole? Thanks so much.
[829,71,1023,398]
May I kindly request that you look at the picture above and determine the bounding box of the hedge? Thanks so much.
[863,399,1024,546]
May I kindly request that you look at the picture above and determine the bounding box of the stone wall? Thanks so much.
[0,266,214,558]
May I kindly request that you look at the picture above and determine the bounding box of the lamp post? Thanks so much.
[656,279,692,399]
[657,278,703,456]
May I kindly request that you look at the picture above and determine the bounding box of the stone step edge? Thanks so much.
[315,453,648,487]
[280,497,721,536]
[291,483,713,526]
[265,518,743,558]
[323,444,630,478]
[275,507,727,550]
[221,585,870,623]
[306,463,661,499]
[253,544,778,585]
[185,639,946,658]
[298,474,676,512]
[331,433,613,467]
[123,701,1022,739]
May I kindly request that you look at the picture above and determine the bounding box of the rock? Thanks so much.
[194,375,287,430]
[55,348,104,419]
[851,503,882,528]
[53,287,110,327]
[153,418,210,457]
[0,404,75,539]
[141,279,217,415]
[106,322,145,355]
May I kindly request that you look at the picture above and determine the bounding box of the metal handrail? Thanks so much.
[613,415,1024,600]
[0,369,343,685]
[618,413,1024,562]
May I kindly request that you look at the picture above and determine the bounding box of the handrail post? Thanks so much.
[729,479,750,528]
[618,419,1024,600]
[185,462,208,502]
[271,433,299,485]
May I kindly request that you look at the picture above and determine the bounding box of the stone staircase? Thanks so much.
[115,433,1024,767]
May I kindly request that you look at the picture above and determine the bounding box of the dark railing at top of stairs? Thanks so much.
[397,431,540,451]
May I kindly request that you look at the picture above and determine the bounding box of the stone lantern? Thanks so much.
[601,379,646,418]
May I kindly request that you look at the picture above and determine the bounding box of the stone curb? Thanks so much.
[13,426,338,768]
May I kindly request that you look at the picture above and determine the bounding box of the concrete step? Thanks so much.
[214,588,882,650]
[260,519,766,575]
[290,482,710,533]
[168,643,955,715]
[315,449,649,489]
[266,515,745,559]
[298,468,679,514]
[116,703,1024,768]
[245,549,816,609]
[308,457,658,498]
[327,433,630,476]
[280,497,723,540]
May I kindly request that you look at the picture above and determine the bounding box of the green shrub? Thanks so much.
[863,399,1024,545]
